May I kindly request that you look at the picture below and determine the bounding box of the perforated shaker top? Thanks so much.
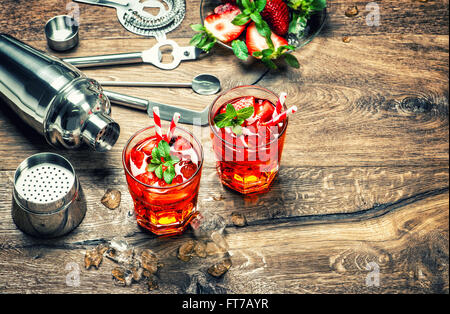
[15,163,74,204]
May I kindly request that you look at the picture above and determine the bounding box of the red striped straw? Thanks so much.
[264,105,297,127]
[274,92,287,117]
[152,106,163,141]
[166,112,181,141]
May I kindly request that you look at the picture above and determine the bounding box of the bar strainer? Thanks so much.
[11,153,87,238]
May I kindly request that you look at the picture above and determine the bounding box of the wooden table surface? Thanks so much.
[0,0,448,294]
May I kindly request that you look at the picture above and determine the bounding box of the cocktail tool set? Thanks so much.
[0,0,215,237]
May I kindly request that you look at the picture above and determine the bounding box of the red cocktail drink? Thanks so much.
[123,126,203,235]
[209,86,289,194]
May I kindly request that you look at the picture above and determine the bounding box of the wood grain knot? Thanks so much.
[353,94,449,123]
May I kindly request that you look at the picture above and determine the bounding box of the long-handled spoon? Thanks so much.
[99,73,221,95]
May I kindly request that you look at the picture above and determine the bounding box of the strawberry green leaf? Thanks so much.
[232,13,251,26]
[261,57,278,69]
[311,0,327,11]
[189,33,204,46]
[255,0,267,12]
[241,0,252,10]
[284,53,300,68]
[190,24,205,32]
[262,48,274,58]
[252,51,263,58]
[250,12,263,25]
[232,40,249,60]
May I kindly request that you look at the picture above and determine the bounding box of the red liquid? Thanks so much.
[211,96,287,194]
[124,135,202,235]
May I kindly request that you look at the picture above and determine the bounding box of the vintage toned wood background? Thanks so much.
[0,0,448,293]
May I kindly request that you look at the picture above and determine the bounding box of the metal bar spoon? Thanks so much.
[99,73,221,96]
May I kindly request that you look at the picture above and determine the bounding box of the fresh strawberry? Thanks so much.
[245,22,288,57]
[253,100,275,122]
[261,0,290,36]
[231,96,256,111]
[204,4,247,43]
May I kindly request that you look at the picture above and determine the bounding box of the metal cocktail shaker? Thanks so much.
[0,34,120,151]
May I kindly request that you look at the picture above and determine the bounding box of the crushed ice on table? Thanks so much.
[231,212,247,227]
[194,241,207,258]
[139,249,160,274]
[345,5,359,17]
[211,231,229,252]
[178,240,196,262]
[101,189,121,209]
[112,266,133,286]
[191,210,226,239]
[208,257,232,278]
[83,237,161,290]
[205,241,227,257]
[84,244,108,270]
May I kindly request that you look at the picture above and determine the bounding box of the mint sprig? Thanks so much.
[214,104,254,135]
[233,0,271,46]
[146,140,180,184]
[189,24,217,52]
[287,0,327,35]
[251,44,299,69]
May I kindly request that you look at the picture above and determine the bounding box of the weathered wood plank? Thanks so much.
[0,190,447,293]
[1,0,448,42]
[0,166,447,244]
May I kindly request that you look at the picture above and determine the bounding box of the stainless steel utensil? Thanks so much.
[11,153,87,238]
[74,0,186,37]
[99,73,221,95]
[104,90,209,125]
[0,34,120,151]
[62,39,203,70]
[45,15,79,51]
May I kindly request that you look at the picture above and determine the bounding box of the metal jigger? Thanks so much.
[0,33,120,151]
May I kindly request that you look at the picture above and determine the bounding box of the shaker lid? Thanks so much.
[13,153,78,214]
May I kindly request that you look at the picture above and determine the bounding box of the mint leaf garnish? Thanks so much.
[163,165,176,184]
[189,24,217,52]
[147,140,181,184]
[232,40,249,61]
[155,164,163,179]
[214,104,254,135]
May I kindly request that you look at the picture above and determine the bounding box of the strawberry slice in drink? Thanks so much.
[136,171,158,186]
[180,161,198,180]
[231,96,255,111]
[130,149,145,169]
[173,136,192,151]
[140,139,158,155]
[218,96,255,114]
[253,100,275,123]
[204,3,247,43]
